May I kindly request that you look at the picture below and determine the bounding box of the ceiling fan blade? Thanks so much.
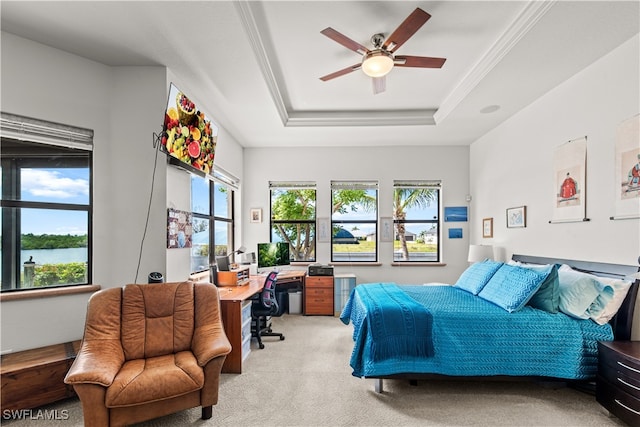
[382,8,431,53]
[372,76,386,95]
[394,55,446,68]
[319,63,361,81]
[320,27,369,55]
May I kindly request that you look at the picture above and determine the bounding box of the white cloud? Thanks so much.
[21,169,89,199]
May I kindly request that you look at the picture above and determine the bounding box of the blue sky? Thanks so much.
[16,168,89,235]
[13,169,439,238]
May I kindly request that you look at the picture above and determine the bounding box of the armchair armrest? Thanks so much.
[192,282,232,366]
[192,323,231,367]
[64,339,125,387]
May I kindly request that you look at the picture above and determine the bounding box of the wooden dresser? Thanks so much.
[304,275,333,315]
[596,341,640,426]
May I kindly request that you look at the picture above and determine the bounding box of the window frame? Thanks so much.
[330,180,379,264]
[190,168,237,274]
[1,116,94,292]
[392,180,442,264]
[269,181,317,263]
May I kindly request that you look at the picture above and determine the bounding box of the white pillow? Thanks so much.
[589,276,633,325]
[557,264,613,320]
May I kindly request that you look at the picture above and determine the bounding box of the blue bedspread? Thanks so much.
[340,284,613,379]
[339,283,434,377]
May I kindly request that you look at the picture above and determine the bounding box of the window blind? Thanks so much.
[331,180,378,190]
[269,181,316,189]
[393,180,441,189]
[1,112,93,151]
[212,165,240,190]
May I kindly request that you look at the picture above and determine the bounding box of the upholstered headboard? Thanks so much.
[511,254,640,341]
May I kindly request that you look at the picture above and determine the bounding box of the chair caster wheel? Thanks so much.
[259,343,265,349]
[280,336,285,341]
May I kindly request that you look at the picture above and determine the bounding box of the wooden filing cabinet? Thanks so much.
[304,275,334,315]
[596,341,640,426]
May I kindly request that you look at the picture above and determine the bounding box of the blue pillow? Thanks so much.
[509,262,560,313]
[454,260,503,295]
[478,264,550,312]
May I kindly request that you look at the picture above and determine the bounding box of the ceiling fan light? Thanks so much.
[361,51,394,78]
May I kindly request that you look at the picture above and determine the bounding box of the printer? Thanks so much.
[307,264,333,276]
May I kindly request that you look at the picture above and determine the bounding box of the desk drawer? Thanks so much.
[305,288,333,315]
[241,317,252,342]
[241,300,252,323]
[306,276,333,288]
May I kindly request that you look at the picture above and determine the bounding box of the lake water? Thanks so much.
[19,248,87,266]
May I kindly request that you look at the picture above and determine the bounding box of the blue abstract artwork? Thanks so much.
[448,228,463,239]
[444,206,468,222]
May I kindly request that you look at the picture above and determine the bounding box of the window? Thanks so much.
[269,182,316,262]
[190,169,237,273]
[393,180,441,263]
[331,180,378,263]
[1,114,93,291]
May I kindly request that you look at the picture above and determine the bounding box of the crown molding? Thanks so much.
[235,1,289,127]
[287,110,436,127]
[434,0,556,123]
[237,0,553,128]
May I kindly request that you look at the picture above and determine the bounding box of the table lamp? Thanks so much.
[468,244,493,264]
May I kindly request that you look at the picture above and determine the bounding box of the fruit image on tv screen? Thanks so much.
[161,83,218,174]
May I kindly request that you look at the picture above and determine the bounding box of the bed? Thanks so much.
[340,255,640,393]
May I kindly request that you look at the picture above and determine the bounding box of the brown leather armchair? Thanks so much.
[65,281,231,427]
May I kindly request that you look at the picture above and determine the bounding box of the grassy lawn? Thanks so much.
[333,241,437,252]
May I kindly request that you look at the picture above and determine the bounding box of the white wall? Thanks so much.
[243,145,470,285]
[0,34,246,352]
[1,33,166,351]
[470,34,639,264]
[470,34,640,336]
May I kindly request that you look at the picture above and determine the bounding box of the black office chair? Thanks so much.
[251,271,285,349]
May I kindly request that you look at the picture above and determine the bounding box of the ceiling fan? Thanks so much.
[319,7,446,94]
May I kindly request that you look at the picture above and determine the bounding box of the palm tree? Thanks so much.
[393,188,437,260]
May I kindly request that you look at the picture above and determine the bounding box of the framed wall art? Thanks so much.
[250,208,262,223]
[380,217,394,242]
[167,208,193,248]
[317,218,330,242]
[482,218,493,238]
[612,113,640,220]
[507,206,526,228]
[551,137,587,223]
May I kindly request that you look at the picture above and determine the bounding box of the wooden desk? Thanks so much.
[219,270,305,373]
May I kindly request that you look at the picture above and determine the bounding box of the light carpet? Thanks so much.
[2,315,626,427]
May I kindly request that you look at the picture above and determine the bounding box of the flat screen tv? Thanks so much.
[160,83,218,176]
[257,242,291,270]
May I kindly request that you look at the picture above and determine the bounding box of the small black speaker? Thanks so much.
[148,272,164,283]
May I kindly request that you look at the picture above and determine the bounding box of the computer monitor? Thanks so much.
[215,255,230,272]
[257,242,290,272]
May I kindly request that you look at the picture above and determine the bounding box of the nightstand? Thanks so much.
[596,341,640,426]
